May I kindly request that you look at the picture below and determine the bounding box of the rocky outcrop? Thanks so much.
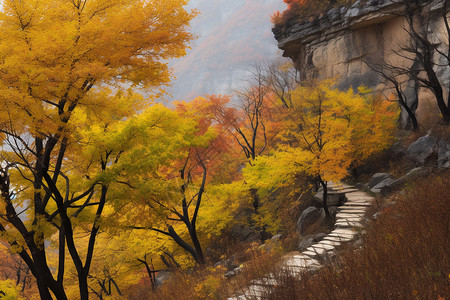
[296,206,324,235]
[437,140,450,168]
[407,135,437,164]
[368,173,393,189]
[273,0,449,128]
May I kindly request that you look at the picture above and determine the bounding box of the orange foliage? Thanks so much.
[174,96,244,183]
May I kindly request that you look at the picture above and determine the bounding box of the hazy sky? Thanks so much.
[167,0,287,101]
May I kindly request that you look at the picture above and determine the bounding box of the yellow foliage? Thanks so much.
[0,280,22,300]
[246,80,398,184]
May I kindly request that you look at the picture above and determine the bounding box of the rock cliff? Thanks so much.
[273,0,449,128]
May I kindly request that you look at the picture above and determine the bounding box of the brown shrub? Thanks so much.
[269,171,450,299]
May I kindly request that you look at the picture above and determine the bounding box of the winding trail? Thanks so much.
[228,182,374,300]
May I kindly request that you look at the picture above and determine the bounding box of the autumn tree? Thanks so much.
[0,1,196,299]
[175,96,244,184]
[77,103,222,268]
[245,81,398,220]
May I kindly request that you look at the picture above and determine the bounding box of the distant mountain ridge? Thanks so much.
[168,0,286,101]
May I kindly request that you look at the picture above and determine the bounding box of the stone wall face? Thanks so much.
[273,0,449,128]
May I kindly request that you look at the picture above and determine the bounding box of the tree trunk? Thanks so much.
[189,225,205,265]
[318,177,331,221]
[79,273,89,300]
[36,279,53,300]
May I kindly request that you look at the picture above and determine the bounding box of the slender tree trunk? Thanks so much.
[318,177,331,220]
[189,225,205,265]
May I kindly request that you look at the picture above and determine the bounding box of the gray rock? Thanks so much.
[327,7,341,22]
[271,234,283,242]
[370,177,396,193]
[377,167,426,195]
[314,190,341,206]
[155,271,172,288]
[329,206,339,218]
[407,135,437,165]
[437,140,450,168]
[214,258,238,271]
[297,207,325,235]
[224,267,242,279]
[368,173,392,188]
[390,141,407,157]
[230,225,261,243]
[298,237,315,251]
[298,233,327,251]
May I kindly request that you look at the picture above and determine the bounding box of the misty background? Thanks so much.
[167,0,287,101]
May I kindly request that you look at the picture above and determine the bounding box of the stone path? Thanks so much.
[228,182,374,300]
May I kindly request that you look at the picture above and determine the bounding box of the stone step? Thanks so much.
[345,195,374,201]
[337,218,363,224]
[251,276,278,287]
[283,256,321,269]
[336,213,365,219]
[227,296,246,300]
[346,191,371,196]
[310,243,335,251]
[331,188,359,193]
[338,209,367,214]
[328,232,356,239]
[332,228,358,233]
[339,206,368,210]
[302,250,320,258]
[305,246,328,256]
[324,235,354,242]
[246,284,271,298]
[318,239,342,247]
[343,202,372,207]
[337,212,366,217]
[328,231,358,238]
[335,221,363,228]
[346,196,373,200]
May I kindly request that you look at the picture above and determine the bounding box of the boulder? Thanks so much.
[437,140,450,168]
[389,141,407,158]
[407,135,437,165]
[155,271,172,288]
[298,233,327,251]
[214,258,238,271]
[370,177,396,193]
[230,225,261,243]
[355,182,368,190]
[373,167,430,195]
[368,173,392,188]
[328,206,339,218]
[224,267,242,279]
[314,190,341,206]
[297,206,325,235]
[271,234,283,242]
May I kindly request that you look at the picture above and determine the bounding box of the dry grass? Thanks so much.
[129,244,283,300]
[128,170,449,300]
[269,171,450,299]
